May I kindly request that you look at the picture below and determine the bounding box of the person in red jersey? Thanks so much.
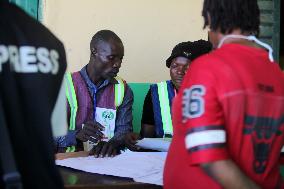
[163,0,284,188]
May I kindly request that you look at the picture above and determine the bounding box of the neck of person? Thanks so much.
[173,83,179,94]
[218,30,260,49]
[86,63,104,86]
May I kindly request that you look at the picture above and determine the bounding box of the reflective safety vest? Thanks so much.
[64,72,125,152]
[151,80,175,138]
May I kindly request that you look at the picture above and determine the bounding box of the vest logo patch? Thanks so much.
[102,110,115,121]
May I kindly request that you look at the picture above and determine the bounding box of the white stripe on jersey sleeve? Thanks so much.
[185,130,226,150]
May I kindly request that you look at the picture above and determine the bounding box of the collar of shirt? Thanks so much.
[169,80,178,96]
[80,66,118,97]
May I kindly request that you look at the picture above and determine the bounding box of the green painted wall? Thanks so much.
[9,0,41,21]
[128,83,151,133]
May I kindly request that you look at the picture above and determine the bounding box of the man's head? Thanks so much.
[166,40,212,90]
[88,30,124,81]
[202,0,260,48]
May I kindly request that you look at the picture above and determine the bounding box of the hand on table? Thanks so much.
[89,140,120,158]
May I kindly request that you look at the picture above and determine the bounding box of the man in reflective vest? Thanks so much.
[125,40,212,150]
[55,30,133,158]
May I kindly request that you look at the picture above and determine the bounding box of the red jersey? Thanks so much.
[164,43,284,189]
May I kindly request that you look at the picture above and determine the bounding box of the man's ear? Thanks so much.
[91,48,97,57]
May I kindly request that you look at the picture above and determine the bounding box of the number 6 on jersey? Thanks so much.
[182,85,205,121]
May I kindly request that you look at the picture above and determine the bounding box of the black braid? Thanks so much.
[202,0,260,35]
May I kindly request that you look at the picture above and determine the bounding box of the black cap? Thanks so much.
[166,40,212,68]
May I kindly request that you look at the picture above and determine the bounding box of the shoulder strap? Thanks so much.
[64,72,77,152]
[114,76,125,108]
[0,98,23,189]
[150,83,163,137]
[157,81,173,137]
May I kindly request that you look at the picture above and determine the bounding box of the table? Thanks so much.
[60,167,162,189]
[57,152,163,189]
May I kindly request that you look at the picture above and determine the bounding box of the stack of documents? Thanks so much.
[136,138,171,152]
[56,150,167,186]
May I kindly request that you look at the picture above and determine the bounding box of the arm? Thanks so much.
[125,88,156,151]
[140,89,156,138]
[54,102,77,152]
[141,124,156,138]
[91,85,133,157]
[110,84,134,147]
[54,100,103,152]
[54,130,77,149]
[201,160,260,189]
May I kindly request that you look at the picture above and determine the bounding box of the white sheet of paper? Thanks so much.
[56,150,166,186]
[136,138,171,152]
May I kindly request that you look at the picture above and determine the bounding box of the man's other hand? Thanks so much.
[76,121,104,143]
[125,133,141,151]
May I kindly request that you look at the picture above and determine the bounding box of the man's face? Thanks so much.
[170,57,190,90]
[91,39,124,80]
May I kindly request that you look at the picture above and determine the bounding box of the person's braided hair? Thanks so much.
[202,0,260,36]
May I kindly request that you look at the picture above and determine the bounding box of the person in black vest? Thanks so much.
[0,1,67,188]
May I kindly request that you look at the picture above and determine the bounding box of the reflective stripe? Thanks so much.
[65,72,78,130]
[65,72,78,152]
[157,81,173,136]
[66,146,76,153]
[185,130,226,150]
[66,147,71,153]
[114,76,125,108]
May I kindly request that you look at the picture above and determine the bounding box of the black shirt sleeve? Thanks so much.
[141,88,155,125]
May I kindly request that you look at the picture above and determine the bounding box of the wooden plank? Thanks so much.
[259,25,273,36]
[258,1,274,11]
[272,0,280,61]
[260,13,274,24]
[258,0,280,61]
[259,38,273,46]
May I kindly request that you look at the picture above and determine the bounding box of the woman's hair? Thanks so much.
[202,0,260,35]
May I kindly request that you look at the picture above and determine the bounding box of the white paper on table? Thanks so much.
[136,138,172,152]
[56,150,167,186]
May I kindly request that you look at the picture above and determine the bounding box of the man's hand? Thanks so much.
[76,121,104,143]
[89,141,120,158]
[124,133,141,151]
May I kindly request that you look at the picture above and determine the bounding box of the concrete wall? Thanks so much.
[43,0,207,82]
